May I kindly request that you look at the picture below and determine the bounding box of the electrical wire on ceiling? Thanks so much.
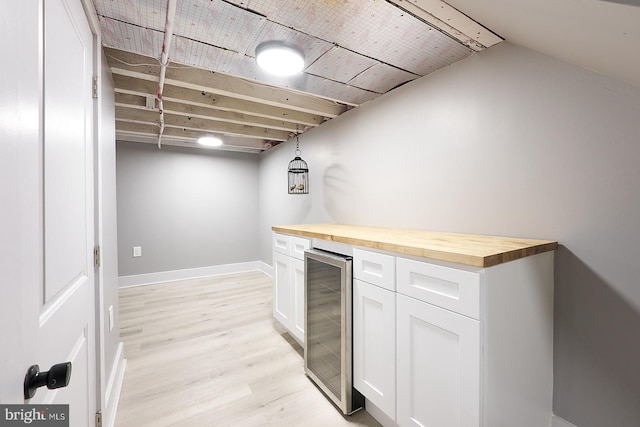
[105,54,191,69]
[157,0,177,149]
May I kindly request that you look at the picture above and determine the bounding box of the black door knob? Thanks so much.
[23,362,72,400]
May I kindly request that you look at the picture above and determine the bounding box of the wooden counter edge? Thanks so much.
[272,225,558,268]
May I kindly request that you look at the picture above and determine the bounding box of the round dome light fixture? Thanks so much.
[255,41,305,76]
[197,136,223,147]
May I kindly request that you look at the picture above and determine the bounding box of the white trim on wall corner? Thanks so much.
[552,415,579,427]
[259,261,273,278]
[118,261,266,288]
[103,343,126,427]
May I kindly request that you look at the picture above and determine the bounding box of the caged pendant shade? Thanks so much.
[288,132,309,194]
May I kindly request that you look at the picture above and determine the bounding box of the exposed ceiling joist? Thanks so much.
[114,93,300,133]
[105,48,346,118]
[115,106,290,141]
[112,73,325,127]
[387,0,502,50]
[96,0,505,153]
[115,121,268,150]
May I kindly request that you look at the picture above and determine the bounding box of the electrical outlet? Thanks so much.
[133,246,142,257]
[108,305,114,332]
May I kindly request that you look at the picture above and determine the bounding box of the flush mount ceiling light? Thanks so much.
[255,41,305,76]
[197,136,223,147]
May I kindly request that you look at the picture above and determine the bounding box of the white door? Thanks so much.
[0,0,96,425]
[396,294,480,427]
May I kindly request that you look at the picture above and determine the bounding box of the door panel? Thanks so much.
[273,251,291,326]
[291,257,305,342]
[353,279,396,419]
[20,1,96,426]
[44,0,91,302]
[397,294,480,427]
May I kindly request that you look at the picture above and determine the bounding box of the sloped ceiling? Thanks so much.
[446,0,640,90]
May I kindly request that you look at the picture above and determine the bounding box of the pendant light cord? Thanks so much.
[295,126,301,156]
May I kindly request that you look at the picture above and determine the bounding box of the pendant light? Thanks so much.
[287,131,309,194]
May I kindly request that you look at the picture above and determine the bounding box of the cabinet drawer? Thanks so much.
[273,233,290,255]
[353,248,395,291]
[290,236,311,260]
[396,257,480,320]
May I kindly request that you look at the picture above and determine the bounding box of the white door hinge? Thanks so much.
[96,411,102,427]
[93,76,99,99]
[94,245,101,268]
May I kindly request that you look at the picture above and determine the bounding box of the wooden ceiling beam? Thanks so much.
[114,136,265,153]
[112,74,324,127]
[105,47,346,117]
[386,0,502,50]
[114,93,299,133]
[115,122,270,150]
[115,107,289,141]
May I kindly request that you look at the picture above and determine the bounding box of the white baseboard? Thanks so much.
[103,343,126,427]
[118,261,269,288]
[259,260,273,277]
[552,415,579,427]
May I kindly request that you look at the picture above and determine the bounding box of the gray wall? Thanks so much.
[258,42,640,427]
[116,142,259,276]
[98,50,120,399]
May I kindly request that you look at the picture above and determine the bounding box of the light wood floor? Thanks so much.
[115,271,382,427]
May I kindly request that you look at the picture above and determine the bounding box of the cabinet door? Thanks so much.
[273,251,291,327]
[290,257,305,343]
[397,294,480,427]
[353,279,396,419]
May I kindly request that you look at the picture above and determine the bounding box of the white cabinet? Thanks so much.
[290,257,305,342]
[272,251,291,327]
[353,279,396,419]
[393,252,554,427]
[273,225,555,427]
[396,294,480,427]
[396,257,480,320]
[353,248,395,291]
[272,233,310,345]
[273,233,291,255]
[352,249,553,427]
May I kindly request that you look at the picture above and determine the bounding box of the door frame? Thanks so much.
[78,0,108,421]
[80,2,126,425]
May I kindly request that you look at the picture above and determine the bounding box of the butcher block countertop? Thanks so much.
[272,224,558,268]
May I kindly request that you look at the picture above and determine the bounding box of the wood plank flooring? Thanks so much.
[115,271,382,427]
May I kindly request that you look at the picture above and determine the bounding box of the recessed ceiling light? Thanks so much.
[197,136,223,147]
[255,41,305,76]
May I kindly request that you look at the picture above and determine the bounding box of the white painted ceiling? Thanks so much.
[446,0,640,90]
[93,0,640,153]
